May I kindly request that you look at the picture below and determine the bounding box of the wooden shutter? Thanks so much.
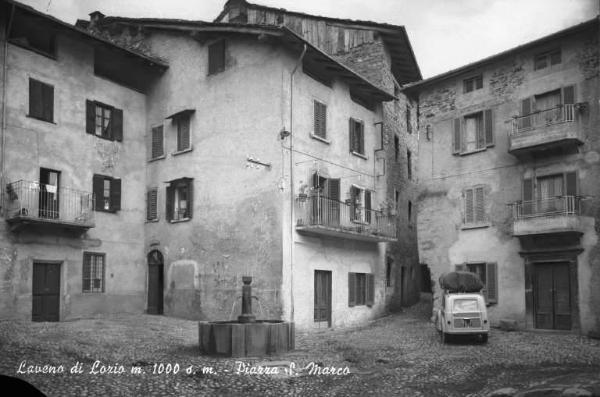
[475,186,485,222]
[452,118,461,154]
[112,108,123,142]
[562,85,575,105]
[476,114,485,149]
[147,188,158,221]
[366,273,374,306]
[348,272,356,307]
[151,126,164,159]
[92,174,104,211]
[464,188,474,223]
[42,83,54,122]
[365,190,372,224]
[177,116,190,151]
[521,98,532,129]
[208,40,225,74]
[165,183,174,222]
[185,178,193,219]
[486,262,498,303]
[348,118,355,152]
[29,79,42,119]
[110,178,121,212]
[314,101,326,138]
[522,178,533,215]
[484,109,493,147]
[359,122,364,154]
[86,100,96,134]
[565,171,577,196]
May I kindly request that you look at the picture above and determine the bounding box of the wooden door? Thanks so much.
[39,168,60,219]
[32,262,60,322]
[314,270,332,326]
[534,263,571,330]
[147,251,164,315]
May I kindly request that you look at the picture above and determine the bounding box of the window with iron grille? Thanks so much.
[151,125,164,159]
[349,118,364,155]
[83,252,105,293]
[348,272,374,307]
[464,185,486,224]
[147,188,158,221]
[93,174,121,213]
[208,40,226,75]
[463,75,483,93]
[166,178,193,222]
[313,100,327,139]
[28,78,54,123]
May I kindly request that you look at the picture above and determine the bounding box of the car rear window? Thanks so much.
[453,299,479,312]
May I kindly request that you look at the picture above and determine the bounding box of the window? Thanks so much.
[350,186,372,223]
[349,118,365,155]
[313,100,327,139]
[83,252,105,293]
[208,40,225,75]
[463,75,483,93]
[522,171,577,216]
[456,262,498,304]
[151,125,164,159]
[9,20,56,58]
[534,48,561,70]
[408,200,413,225]
[406,104,412,134]
[464,186,486,225]
[147,188,158,221]
[386,257,393,287]
[407,149,412,180]
[348,272,374,307]
[175,114,191,152]
[93,174,121,213]
[166,178,193,222]
[394,135,400,162]
[28,78,54,122]
[86,100,123,141]
[452,109,493,154]
[518,86,575,130]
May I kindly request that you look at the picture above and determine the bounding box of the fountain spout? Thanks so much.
[237,276,256,323]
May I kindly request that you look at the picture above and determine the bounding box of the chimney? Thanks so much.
[89,11,105,29]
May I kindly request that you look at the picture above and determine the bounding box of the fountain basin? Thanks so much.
[198,320,294,357]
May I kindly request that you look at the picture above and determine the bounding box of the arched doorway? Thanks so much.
[147,250,164,315]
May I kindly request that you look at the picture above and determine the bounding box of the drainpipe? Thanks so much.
[1,4,16,205]
[288,43,307,323]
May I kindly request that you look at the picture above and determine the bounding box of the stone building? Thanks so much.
[406,18,600,335]
[0,0,422,330]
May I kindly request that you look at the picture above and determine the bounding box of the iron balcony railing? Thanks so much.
[511,104,575,135]
[5,180,95,226]
[295,195,396,240]
[511,195,581,219]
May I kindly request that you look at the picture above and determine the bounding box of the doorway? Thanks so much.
[39,168,60,219]
[32,262,61,321]
[534,263,571,330]
[147,250,164,315]
[314,270,332,327]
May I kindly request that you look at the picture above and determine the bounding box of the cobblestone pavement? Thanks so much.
[1,297,599,396]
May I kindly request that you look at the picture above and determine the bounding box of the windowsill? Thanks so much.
[458,147,487,156]
[26,114,55,124]
[145,219,160,223]
[169,218,191,224]
[310,134,330,144]
[148,155,166,163]
[351,151,368,160]
[172,147,193,156]
[461,222,490,230]
[92,133,118,143]
[96,209,118,214]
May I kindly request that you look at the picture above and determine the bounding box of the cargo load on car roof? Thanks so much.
[439,271,484,293]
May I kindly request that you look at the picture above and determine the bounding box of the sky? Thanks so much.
[16,0,599,78]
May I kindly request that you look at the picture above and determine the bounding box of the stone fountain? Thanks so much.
[198,276,294,357]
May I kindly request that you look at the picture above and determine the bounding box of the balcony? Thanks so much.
[5,180,95,232]
[511,196,583,237]
[295,195,397,242]
[509,104,583,157]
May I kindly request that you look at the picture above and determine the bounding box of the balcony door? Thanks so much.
[534,263,571,330]
[39,168,60,219]
[311,173,340,227]
[537,174,563,214]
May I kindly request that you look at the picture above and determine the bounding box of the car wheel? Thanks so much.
[480,334,488,344]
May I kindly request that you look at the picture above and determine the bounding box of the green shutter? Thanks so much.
[151,126,164,159]
[86,100,96,134]
[110,178,121,212]
[522,178,533,215]
[359,121,364,154]
[486,262,498,304]
[475,186,485,223]
[365,190,372,224]
[521,98,532,129]
[348,272,356,307]
[112,108,123,142]
[92,174,104,211]
[349,118,355,152]
[147,188,158,221]
[29,79,42,119]
[465,188,474,223]
[166,184,174,222]
[484,109,493,147]
[452,118,461,154]
[366,273,374,306]
[185,178,193,219]
[42,83,54,122]
[476,114,485,149]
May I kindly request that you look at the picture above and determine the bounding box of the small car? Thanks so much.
[435,291,489,343]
